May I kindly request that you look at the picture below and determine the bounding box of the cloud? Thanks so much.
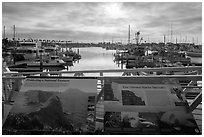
[2,2,202,43]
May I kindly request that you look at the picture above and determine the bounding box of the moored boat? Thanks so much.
[61,55,73,62]
[14,57,66,67]
[29,57,66,67]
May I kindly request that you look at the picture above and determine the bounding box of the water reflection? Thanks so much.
[44,47,125,76]
[67,47,121,71]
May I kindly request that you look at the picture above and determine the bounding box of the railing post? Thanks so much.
[188,92,202,112]
[3,79,9,103]
[100,72,104,89]
[100,72,103,76]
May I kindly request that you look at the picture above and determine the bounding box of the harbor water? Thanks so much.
[61,47,124,76]
[68,47,119,70]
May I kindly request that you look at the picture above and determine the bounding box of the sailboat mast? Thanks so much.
[176,37,177,44]
[164,34,166,44]
[3,26,6,39]
[128,25,130,44]
[13,25,16,40]
[170,22,173,43]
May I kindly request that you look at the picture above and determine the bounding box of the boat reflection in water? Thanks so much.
[67,47,120,72]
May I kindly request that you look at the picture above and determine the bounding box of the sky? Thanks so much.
[2,2,202,44]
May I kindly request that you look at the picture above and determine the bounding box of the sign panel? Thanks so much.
[103,77,200,134]
[3,77,98,132]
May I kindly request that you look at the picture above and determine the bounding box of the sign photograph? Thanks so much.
[3,77,98,132]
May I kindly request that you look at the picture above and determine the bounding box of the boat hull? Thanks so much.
[62,56,73,62]
[27,63,65,67]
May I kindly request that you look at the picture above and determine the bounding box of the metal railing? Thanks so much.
[4,66,202,76]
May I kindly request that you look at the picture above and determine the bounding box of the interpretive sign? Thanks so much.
[3,77,98,132]
[103,77,200,134]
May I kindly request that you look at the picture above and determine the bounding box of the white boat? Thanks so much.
[15,47,45,60]
[44,46,60,56]
[26,57,66,67]
[14,42,45,60]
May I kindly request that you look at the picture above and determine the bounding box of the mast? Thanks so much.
[167,26,169,43]
[13,25,16,40]
[176,37,177,44]
[180,35,182,43]
[128,25,130,44]
[170,22,173,43]
[164,34,166,44]
[3,26,6,39]
[13,25,17,65]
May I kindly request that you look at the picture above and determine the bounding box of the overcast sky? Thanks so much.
[2,2,202,43]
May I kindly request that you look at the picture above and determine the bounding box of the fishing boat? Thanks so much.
[64,49,81,60]
[27,60,65,67]
[29,56,65,67]
[43,45,61,56]
[8,63,43,72]
[48,55,73,62]
[14,47,45,60]
[13,56,66,67]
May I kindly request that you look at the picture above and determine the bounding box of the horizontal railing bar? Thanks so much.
[2,76,26,79]
[181,86,202,88]
[97,75,202,81]
[185,91,201,94]
[192,113,202,115]
[4,66,201,75]
[2,75,202,81]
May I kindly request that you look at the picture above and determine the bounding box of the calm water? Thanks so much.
[61,47,125,76]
